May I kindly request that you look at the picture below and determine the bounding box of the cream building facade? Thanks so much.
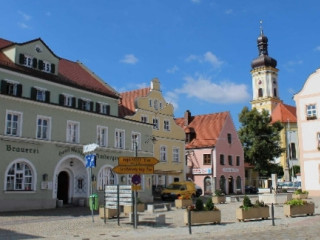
[294,68,320,196]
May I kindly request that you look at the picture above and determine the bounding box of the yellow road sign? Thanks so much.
[113,165,154,174]
[118,157,159,166]
[131,185,142,191]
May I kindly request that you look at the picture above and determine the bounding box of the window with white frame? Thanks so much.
[98,167,116,190]
[43,60,51,73]
[131,132,141,151]
[36,88,46,102]
[154,100,158,110]
[1,80,22,97]
[149,99,153,107]
[5,111,22,136]
[64,94,74,107]
[66,121,80,143]
[24,55,33,68]
[160,145,167,162]
[6,162,33,191]
[100,103,110,115]
[36,116,51,140]
[115,129,125,149]
[306,104,317,119]
[173,148,180,162]
[141,115,148,123]
[153,118,159,130]
[164,120,170,131]
[79,99,91,111]
[97,126,108,147]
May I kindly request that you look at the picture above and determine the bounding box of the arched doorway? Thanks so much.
[228,176,234,194]
[219,175,226,194]
[57,171,69,204]
[204,176,212,194]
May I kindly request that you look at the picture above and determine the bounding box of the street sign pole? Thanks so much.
[90,167,94,223]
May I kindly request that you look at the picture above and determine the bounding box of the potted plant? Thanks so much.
[212,189,226,204]
[292,189,309,199]
[184,198,221,225]
[284,199,314,217]
[236,195,269,222]
[175,194,193,209]
[99,205,118,219]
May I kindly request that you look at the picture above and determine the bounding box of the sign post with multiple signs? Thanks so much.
[83,143,99,223]
[113,156,159,229]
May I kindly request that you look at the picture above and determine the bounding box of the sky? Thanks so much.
[1,0,320,129]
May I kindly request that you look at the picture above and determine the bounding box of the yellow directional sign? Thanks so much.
[131,185,142,191]
[113,165,154,174]
[118,157,159,166]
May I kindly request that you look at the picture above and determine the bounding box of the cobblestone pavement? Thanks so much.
[1,196,320,240]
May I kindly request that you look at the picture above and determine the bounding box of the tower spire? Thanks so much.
[260,20,264,35]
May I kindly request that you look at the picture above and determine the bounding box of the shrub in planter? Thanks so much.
[284,199,314,217]
[293,189,309,199]
[236,196,269,222]
[184,198,221,225]
[212,189,226,204]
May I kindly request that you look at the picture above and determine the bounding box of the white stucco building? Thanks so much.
[294,68,320,196]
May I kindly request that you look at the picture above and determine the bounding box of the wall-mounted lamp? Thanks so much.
[70,160,74,167]
[145,136,157,144]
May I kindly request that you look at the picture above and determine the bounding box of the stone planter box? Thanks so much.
[123,204,145,216]
[236,206,270,222]
[258,193,292,204]
[99,207,118,219]
[184,210,221,225]
[292,193,308,199]
[284,202,314,217]
[212,196,226,204]
[175,199,193,209]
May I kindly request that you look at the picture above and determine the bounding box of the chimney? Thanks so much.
[184,110,191,126]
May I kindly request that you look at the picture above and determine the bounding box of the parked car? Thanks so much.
[245,185,258,194]
[195,185,203,197]
[161,181,196,200]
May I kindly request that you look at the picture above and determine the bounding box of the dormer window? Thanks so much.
[306,104,317,120]
[1,80,22,97]
[59,94,76,108]
[31,87,50,103]
[78,98,93,111]
[96,102,110,115]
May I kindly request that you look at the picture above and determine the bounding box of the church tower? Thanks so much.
[250,23,282,113]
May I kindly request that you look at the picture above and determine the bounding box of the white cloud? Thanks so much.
[204,51,223,68]
[18,22,30,29]
[185,51,223,68]
[314,46,320,51]
[120,54,139,64]
[18,11,31,21]
[225,9,233,15]
[191,0,201,3]
[164,91,179,111]
[176,75,250,104]
[166,65,179,74]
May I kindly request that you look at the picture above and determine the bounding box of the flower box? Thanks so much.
[284,202,314,217]
[175,199,193,209]
[184,210,221,225]
[236,206,270,222]
[292,193,308,199]
[99,207,118,219]
[123,204,145,215]
[212,196,226,204]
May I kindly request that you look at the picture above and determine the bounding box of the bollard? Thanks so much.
[188,209,192,235]
[271,203,275,226]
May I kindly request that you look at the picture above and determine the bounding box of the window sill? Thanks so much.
[4,190,36,194]
[306,116,317,120]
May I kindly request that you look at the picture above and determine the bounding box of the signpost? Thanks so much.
[83,143,99,223]
[113,155,159,229]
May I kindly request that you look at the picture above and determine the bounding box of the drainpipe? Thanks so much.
[211,147,216,195]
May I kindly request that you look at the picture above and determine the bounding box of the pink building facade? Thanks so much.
[176,110,245,195]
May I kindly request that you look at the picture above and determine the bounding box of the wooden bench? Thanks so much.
[147,203,171,213]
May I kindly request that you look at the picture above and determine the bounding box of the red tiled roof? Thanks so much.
[271,102,297,123]
[0,38,118,98]
[175,111,229,149]
[119,87,150,117]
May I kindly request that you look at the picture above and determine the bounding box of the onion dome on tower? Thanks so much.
[251,21,277,69]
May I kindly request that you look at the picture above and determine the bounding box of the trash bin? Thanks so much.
[89,194,99,211]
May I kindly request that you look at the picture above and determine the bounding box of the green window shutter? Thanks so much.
[1,80,8,94]
[72,97,76,108]
[19,54,25,64]
[31,87,37,100]
[32,58,38,68]
[96,102,100,113]
[59,94,65,106]
[45,91,50,103]
[106,105,110,115]
[78,99,83,109]
[51,64,55,73]
[38,60,44,70]
[90,102,94,111]
[16,84,22,97]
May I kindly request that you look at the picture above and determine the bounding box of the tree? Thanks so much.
[238,107,285,177]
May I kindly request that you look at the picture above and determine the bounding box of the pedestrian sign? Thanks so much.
[86,154,96,168]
